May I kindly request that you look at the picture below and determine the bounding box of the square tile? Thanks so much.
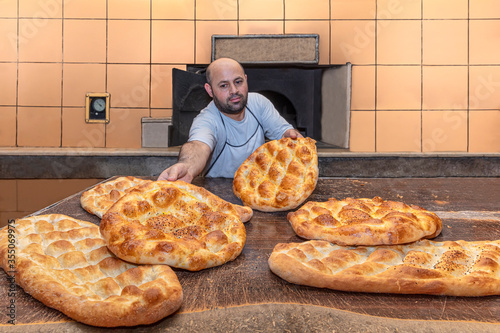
[0,0,18,18]
[0,19,18,61]
[195,21,238,64]
[331,20,376,65]
[152,0,195,19]
[63,64,106,107]
[285,0,330,20]
[64,0,106,19]
[63,19,106,63]
[332,0,376,19]
[376,110,421,152]
[469,111,500,152]
[19,0,62,18]
[62,108,105,147]
[470,0,500,19]
[376,66,421,110]
[150,109,172,118]
[17,107,61,147]
[377,20,421,65]
[152,20,195,64]
[422,66,468,110]
[108,20,150,64]
[349,111,376,151]
[240,21,284,35]
[351,65,375,110]
[18,18,62,62]
[107,64,150,108]
[106,108,150,148]
[0,180,16,211]
[377,0,421,19]
[108,0,150,19]
[196,0,238,20]
[18,63,62,106]
[151,65,185,109]
[422,111,467,152]
[285,20,329,65]
[423,0,468,19]
[240,0,283,20]
[0,63,17,106]
[0,107,16,147]
[470,20,500,65]
[469,66,500,110]
[423,20,468,65]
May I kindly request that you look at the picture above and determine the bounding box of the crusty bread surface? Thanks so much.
[288,196,442,245]
[81,176,253,222]
[80,176,152,218]
[233,137,318,212]
[0,214,183,327]
[100,180,246,271]
[268,239,500,296]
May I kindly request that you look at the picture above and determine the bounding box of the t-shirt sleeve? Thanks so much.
[253,94,293,140]
[188,111,217,151]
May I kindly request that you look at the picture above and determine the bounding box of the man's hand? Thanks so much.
[157,162,194,183]
[283,128,304,139]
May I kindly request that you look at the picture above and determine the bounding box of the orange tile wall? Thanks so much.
[0,0,499,152]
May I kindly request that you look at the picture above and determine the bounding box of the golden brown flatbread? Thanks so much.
[100,180,246,271]
[269,239,500,296]
[80,176,152,218]
[233,137,318,212]
[0,214,183,327]
[288,196,442,245]
[81,176,253,222]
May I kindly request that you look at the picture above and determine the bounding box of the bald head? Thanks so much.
[206,58,245,86]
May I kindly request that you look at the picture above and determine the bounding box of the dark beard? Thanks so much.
[213,93,247,115]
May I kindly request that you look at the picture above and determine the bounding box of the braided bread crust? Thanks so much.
[0,214,182,327]
[269,239,500,296]
[288,196,442,245]
[233,137,319,212]
[100,181,246,271]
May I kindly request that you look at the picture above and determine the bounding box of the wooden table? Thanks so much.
[1,177,499,332]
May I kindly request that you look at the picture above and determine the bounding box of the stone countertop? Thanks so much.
[1,147,500,178]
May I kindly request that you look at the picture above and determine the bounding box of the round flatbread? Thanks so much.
[100,181,247,271]
[0,214,183,327]
[80,176,152,218]
[233,137,319,212]
[287,196,442,246]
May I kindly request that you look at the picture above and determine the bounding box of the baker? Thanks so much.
[158,57,303,183]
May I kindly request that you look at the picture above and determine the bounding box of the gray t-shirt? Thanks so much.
[189,92,293,178]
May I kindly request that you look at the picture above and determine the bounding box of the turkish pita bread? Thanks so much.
[288,196,442,246]
[0,214,182,327]
[80,176,152,218]
[269,239,500,296]
[233,137,319,212]
[100,181,246,271]
[81,176,253,222]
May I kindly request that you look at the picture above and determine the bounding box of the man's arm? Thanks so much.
[282,128,304,139]
[157,140,212,183]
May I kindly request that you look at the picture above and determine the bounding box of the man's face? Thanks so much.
[206,64,249,115]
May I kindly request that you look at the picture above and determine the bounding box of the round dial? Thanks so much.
[92,98,106,112]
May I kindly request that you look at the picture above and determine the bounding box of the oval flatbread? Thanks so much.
[100,181,247,271]
[0,214,183,327]
[287,196,442,246]
[233,137,319,212]
[269,239,500,296]
[81,176,253,223]
[80,176,152,218]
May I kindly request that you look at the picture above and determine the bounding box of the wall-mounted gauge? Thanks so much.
[86,93,110,123]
